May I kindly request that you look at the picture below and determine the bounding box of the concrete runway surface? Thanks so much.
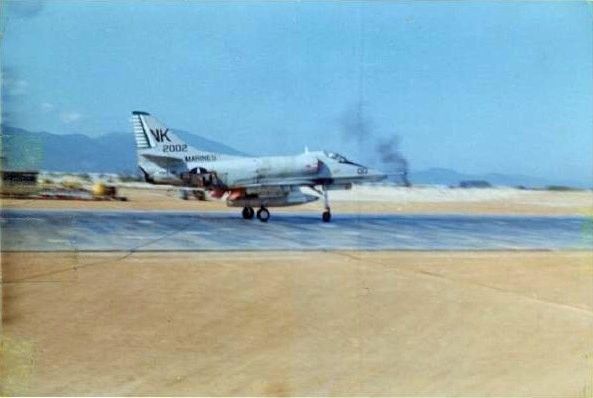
[1,209,591,251]
[3,251,593,396]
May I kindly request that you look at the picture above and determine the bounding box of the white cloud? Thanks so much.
[40,102,54,113]
[60,111,83,124]
[3,78,28,96]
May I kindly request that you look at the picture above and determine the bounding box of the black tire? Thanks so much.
[242,207,253,220]
[257,207,270,223]
[322,211,331,222]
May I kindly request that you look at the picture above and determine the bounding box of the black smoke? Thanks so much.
[376,136,411,187]
[339,101,411,186]
[338,101,374,145]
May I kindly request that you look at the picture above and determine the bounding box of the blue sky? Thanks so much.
[2,0,592,183]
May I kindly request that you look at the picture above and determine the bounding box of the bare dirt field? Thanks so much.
[2,186,592,215]
[2,250,592,396]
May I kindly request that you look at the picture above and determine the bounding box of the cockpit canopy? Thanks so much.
[323,151,349,163]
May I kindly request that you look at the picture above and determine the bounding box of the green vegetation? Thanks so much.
[545,185,581,192]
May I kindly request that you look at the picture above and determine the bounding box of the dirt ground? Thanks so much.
[2,186,592,215]
[2,251,592,396]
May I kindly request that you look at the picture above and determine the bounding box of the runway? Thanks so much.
[1,209,591,251]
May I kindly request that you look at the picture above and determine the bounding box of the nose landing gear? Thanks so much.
[321,186,331,223]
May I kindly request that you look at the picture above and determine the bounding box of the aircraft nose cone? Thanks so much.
[368,168,387,181]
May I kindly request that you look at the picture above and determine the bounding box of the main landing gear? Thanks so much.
[241,186,332,223]
[241,206,255,220]
[242,206,270,222]
[256,207,270,223]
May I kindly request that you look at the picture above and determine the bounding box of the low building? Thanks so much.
[1,170,40,196]
[459,180,492,188]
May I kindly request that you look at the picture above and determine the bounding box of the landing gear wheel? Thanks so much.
[320,186,332,223]
[242,207,255,220]
[256,207,270,223]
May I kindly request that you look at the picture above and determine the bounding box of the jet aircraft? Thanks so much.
[131,111,386,222]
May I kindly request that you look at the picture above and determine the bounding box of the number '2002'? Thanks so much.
[163,144,187,152]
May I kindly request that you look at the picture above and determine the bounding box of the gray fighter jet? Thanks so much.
[131,111,386,222]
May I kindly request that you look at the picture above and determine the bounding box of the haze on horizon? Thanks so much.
[2,0,592,185]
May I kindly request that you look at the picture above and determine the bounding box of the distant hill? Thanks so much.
[1,125,246,174]
[410,167,590,189]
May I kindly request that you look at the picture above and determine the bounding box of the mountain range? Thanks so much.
[1,125,590,188]
[1,125,245,175]
[408,168,585,188]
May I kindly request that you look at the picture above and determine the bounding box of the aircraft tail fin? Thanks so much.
[131,111,192,156]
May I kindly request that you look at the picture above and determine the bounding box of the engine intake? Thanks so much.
[181,168,222,188]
